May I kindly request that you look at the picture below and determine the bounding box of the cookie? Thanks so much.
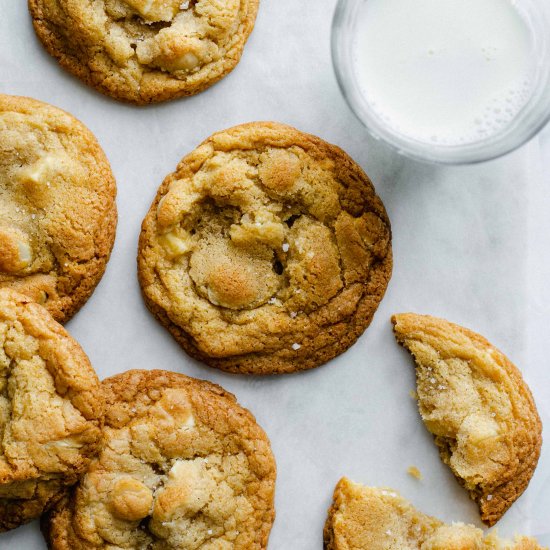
[323,478,545,550]
[392,313,542,526]
[138,122,392,374]
[29,0,259,104]
[0,94,117,323]
[42,369,276,549]
[0,288,104,532]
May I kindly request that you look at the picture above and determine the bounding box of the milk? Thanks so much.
[352,0,537,145]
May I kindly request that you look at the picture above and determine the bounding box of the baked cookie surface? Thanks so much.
[324,478,545,550]
[0,288,104,532]
[29,0,259,104]
[42,369,276,549]
[392,313,542,526]
[0,94,117,323]
[138,122,392,374]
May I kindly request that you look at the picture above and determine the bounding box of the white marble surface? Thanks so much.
[1,0,549,548]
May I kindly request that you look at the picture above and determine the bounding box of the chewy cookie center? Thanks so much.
[189,236,281,310]
[155,147,347,315]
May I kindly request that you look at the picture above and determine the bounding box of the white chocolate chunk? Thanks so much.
[123,0,182,22]
[171,52,200,71]
[0,228,33,273]
[19,155,58,186]
[159,231,192,258]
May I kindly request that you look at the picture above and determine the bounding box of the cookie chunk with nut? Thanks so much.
[392,313,543,526]
[0,95,117,323]
[42,370,276,549]
[0,289,104,532]
[29,0,259,104]
[138,122,392,374]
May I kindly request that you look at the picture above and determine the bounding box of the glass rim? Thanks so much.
[331,0,550,165]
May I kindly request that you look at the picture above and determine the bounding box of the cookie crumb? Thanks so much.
[409,389,418,399]
[407,466,422,480]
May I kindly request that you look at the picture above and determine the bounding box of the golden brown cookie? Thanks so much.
[138,122,392,374]
[324,478,545,550]
[0,288,104,532]
[0,94,117,323]
[392,313,542,527]
[42,369,276,549]
[28,0,259,104]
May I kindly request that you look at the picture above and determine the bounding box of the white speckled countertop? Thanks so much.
[1,0,549,548]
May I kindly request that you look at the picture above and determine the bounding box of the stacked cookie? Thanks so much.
[0,289,104,531]
[0,288,277,545]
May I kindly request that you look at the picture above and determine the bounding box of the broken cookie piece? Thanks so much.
[324,478,545,550]
[392,313,542,526]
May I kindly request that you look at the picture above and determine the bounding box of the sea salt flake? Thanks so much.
[292,343,301,350]
[282,243,290,252]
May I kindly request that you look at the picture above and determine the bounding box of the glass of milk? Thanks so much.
[332,0,550,163]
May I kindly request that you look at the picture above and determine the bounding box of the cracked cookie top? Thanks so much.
[43,369,276,549]
[0,95,117,323]
[138,122,392,374]
[0,288,104,532]
[29,0,259,104]
[392,313,542,527]
[323,478,545,550]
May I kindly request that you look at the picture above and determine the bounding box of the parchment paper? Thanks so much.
[0,0,548,547]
